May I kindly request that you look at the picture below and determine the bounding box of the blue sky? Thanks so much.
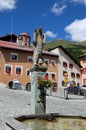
[0,0,86,42]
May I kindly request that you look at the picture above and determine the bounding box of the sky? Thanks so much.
[0,0,86,43]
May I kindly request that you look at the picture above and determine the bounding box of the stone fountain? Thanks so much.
[30,27,47,115]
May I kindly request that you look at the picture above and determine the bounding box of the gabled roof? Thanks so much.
[50,45,82,68]
[0,40,58,57]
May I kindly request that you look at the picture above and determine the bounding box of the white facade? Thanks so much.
[50,46,81,89]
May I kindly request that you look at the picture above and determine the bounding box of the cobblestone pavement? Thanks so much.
[0,83,86,130]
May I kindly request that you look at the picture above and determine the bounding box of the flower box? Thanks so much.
[6,70,11,73]
[71,75,75,78]
[37,76,51,89]
[16,72,21,74]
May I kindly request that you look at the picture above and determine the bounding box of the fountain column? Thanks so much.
[30,66,47,115]
[30,27,47,115]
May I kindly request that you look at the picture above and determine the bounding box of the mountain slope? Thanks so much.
[43,40,86,63]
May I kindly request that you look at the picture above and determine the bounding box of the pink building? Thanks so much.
[79,54,86,86]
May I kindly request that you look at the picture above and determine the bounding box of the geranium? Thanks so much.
[37,76,51,89]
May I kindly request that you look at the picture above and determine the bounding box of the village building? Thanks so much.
[0,33,82,97]
[50,46,82,88]
[0,33,58,91]
[79,53,86,86]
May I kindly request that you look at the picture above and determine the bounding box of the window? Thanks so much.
[51,60,56,67]
[82,68,85,74]
[26,69,30,76]
[25,43,27,46]
[81,68,86,74]
[81,56,86,63]
[44,59,49,65]
[83,79,86,85]
[71,72,75,78]
[15,66,22,75]
[44,72,49,80]
[10,53,18,61]
[76,73,80,78]
[23,37,27,42]
[69,63,73,69]
[63,62,67,68]
[52,83,57,92]
[63,71,68,76]
[51,73,56,80]
[27,56,33,63]
[18,36,23,40]
[5,64,12,74]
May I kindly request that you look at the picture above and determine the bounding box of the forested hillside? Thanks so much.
[43,40,86,63]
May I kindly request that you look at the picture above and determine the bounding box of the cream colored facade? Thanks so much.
[50,46,81,88]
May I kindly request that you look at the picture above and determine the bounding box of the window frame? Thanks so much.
[27,56,33,63]
[51,60,56,66]
[4,64,12,74]
[15,66,22,75]
[10,53,18,61]
[63,62,67,68]
[52,82,57,92]
[44,58,49,65]
[71,72,75,78]
[51,72,56,80]
[76,73,80,78]
[26,69,30,76]
[44,72,49,80]
[69,63,73,69]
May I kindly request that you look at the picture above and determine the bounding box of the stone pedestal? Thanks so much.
[30,66,47,115]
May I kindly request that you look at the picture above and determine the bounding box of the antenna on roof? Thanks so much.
[11,16,14,42]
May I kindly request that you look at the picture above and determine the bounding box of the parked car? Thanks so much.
[68,86,84,95]
[71,86,84,95]
[8,79,22,90]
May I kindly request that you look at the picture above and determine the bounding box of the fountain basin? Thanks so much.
[6,113,86,130]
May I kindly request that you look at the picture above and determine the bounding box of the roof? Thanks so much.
[18,32,31,38]
[0,34,17,39]
[50,45,82,68]
[0,40,58,57]
[79,53,86,58]
[0,34,17,42]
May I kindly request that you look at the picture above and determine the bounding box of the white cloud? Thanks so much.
[71,0,86,5]
[46,30,57,38]
[51,3,67,15]
[65,18,86,42]
[0,0,17,11]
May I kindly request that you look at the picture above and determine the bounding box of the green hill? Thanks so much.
[43,40,86,64]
